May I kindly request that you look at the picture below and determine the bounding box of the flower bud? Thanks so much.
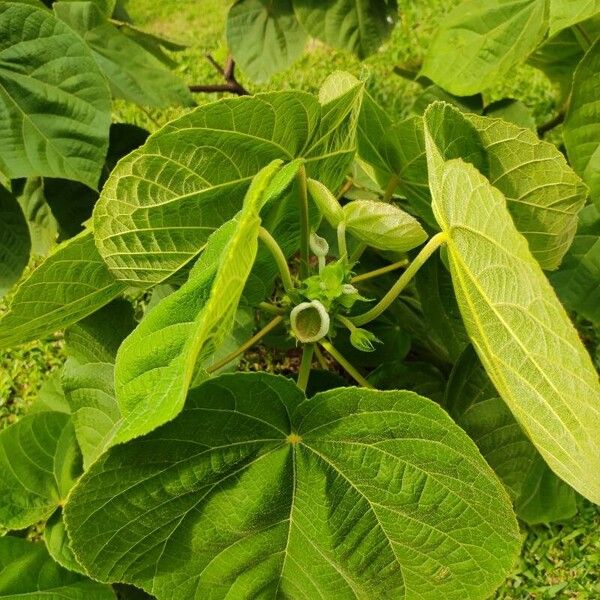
[307,179,345,227]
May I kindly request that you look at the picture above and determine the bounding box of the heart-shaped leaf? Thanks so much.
[65,372,520,600]
[0,3,111,188]
[93,84,363,285]
[447,346,577,524]
[0,230,126,349]
[0,537,114,599]
[227,0,307,82]
[0,185,30,298]
[424,117,600,504]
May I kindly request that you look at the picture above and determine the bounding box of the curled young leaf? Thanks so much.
[307,178,345,227]
[343,199,427,252]
[112,161,286,444]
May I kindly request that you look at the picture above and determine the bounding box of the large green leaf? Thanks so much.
[468,112,587,269]
[62,300,136,468]
[53,1,194,108]
[415,253,469,363]
[399,102,587,269]
[227,0,307,82]
[294,0,398,59]
[12,177,59,256]
[551,205,600,324]
[549,0,600,34]
[421,0,548,95]
[112,162,285,444]
[0,412,81,529]
[65,372,520,600]
[424,124,600,504]
[0,230,126,349]
[0,186,29,298]
[0,537,115,599]
[0,3,111,188]
[94,85,362,285]
[447,346,577,524]
[564,38,600,208]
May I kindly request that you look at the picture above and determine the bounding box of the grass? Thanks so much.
[1,0,598,597]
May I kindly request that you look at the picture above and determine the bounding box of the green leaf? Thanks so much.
[412,85,484,117]
[226,0,307,83]
[343,199,428,252]
[528,27,588,100]
[0,186,29,298]
[12,178,58,256]
[551,205,600,324]
[564,38,600,208]
[549,0,600,34]
[65,372,520,600]
[112,162,284,444]
[53,1,194,108]
[0,3,111,188]
[447,346,577,524]
[0,537,114,599]
[421,102,587,270]
[468,112,588,269]
[30,371,70,414]
[421,0,548,95]
[0,230,126,349]
[94,86,362,285]
[415,253,469,363]
[424,123,600,504]
[0,412,81,529]
[483,98,536,131]
[62,300,136,468]
[45,508,85,574]
[294,0,398,59]
[64,298,136,364]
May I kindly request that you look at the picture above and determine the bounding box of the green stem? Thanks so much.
[574,23,592,49]
[297,343,314,391]
[257,301,285,315]
[207,315,284,374]
[349,242,367,263]
[337,221,348,261]
[382,175,400,203]
[336,314,356,332]
[351,232,447,327]
[258,227,294,294]
[298,165,310,278]
[351,258,409,283]
[319,340,374,389]
[314,345,329,370]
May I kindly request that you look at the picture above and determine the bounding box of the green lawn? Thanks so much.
[1,0,598,597]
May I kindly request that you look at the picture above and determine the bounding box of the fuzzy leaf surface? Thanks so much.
[447,346,577,524]
[0,231,126,348]
[53,1,194,107]
[0,186,29,298]
[0,3,110,188]
[421,0,548,95]
[0,412,81,529]
[0,537,114,599]
[425,126,600,503]
[564,38,600,208]
[227,0,307,82]
[94,87,362,285]
[112,163,284,444]
[65,372,519,600]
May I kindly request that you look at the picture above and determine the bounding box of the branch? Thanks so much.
[189,54,249,96]
[537,110,566,136]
